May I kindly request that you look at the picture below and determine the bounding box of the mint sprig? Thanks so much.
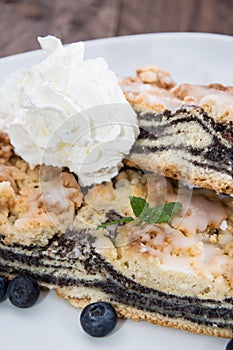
[97,196,182,229]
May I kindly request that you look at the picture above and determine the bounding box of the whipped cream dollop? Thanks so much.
[0,36,139,186]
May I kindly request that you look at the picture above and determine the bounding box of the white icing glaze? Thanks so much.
[169,192,227,235]
[173,84,233,121]
[121,71,233,121]
[126,178,232,278]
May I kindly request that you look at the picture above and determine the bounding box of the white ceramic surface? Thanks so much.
[0,32,232,350]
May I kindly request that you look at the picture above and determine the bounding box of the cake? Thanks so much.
[0,35,233,338]
[0,131,233,337]
[121,66,233,194]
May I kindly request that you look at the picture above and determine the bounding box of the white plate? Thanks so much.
[0,32,232,350]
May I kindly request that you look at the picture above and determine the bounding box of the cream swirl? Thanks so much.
[0,36,139,186]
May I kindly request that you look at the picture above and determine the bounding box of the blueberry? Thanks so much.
[7,274,40,308]
[226,339,233,350]
[0,276,7,301]
[80,301,118,337]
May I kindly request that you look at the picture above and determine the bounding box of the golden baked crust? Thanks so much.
[136,66,176,89]
[121,66,233,122]
[56,291,233,338]
[0,132,83,246]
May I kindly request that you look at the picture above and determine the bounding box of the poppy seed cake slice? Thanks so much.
[121,66,233,194]
[0,132,233,337]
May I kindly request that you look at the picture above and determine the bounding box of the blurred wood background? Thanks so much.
[1,0,233,57]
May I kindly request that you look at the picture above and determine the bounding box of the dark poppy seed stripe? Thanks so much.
[132,107,233,177]
[1,230,233,331]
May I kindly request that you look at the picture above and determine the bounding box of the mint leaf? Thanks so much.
[129,196,147,217]
[140,203,177,224]
[129,197,182,224]
[97,217,134,229]
[163,202,182,216]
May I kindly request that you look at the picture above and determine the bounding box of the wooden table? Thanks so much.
[1,0,233,57]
